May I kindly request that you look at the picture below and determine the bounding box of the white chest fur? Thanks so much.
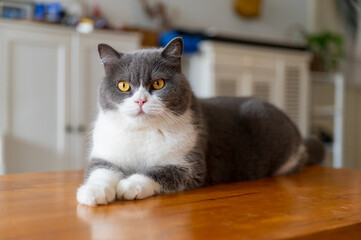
[90,109,197,172]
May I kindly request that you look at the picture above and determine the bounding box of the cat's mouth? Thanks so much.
[133,108,161,119]
[134,108,152,118]
[122,102,163,119]
[136,109,145,116]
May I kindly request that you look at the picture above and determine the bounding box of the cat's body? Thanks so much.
[77,38,324,206]
[201,97,306,183]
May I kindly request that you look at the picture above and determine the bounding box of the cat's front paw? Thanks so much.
[77,182,116,206]
[116,174,161,200]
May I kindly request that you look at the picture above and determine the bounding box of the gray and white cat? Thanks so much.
[77,37,324,206]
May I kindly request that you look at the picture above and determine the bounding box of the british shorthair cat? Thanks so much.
[77,37,324,206]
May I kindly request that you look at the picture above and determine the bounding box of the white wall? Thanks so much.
[93,0,309,42]
[311,0,344,34]
[30,0,309,43]
[88,0,308,43]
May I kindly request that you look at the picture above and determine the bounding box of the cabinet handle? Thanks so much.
[65,125,87,133]
[65,125,73,133]
[77,125,87,133]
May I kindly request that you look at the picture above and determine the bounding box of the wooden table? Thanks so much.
[0,166,361,240]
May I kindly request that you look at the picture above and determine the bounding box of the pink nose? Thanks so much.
[135,99,147,107]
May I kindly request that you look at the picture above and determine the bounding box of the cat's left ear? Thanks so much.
[161,37,183,58]
[98,43,123,75]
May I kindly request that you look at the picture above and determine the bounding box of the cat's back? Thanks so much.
[200,97,253,121]
[199,97,302,184]
[199,96,297,144]
[200,96,292,128]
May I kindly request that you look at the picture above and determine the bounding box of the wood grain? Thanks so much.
[0,166,361,239]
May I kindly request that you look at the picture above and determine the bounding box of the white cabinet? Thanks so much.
[0,28,72,174]
[0,20,141,174]
[189,41,311,136]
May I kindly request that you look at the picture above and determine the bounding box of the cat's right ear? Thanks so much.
[98,43,122,75]
[161,37,183,58]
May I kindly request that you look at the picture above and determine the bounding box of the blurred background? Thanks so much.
[0,0,360,174]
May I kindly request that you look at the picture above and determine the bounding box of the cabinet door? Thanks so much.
[71,33,140,169]
[249,75,276,103]
[0,29,71,174]
[239,69,276,104]
[282,63,309,136]
[214,72,242,97]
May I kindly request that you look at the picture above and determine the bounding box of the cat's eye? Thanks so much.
[117,81,130,92]
[152,79,165,90]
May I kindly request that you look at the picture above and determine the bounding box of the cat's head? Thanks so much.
[97,37,191,123]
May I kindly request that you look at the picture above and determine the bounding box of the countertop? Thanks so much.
[0,166,360,239]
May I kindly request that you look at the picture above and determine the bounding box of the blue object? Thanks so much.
[159,31,204,54]
[2,6,26,19]
[34,3,45,21]
[45,2,62,22]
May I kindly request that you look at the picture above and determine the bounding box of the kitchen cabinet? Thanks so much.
[0,20,141,173]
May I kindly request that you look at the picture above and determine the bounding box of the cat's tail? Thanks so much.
[304,137,326,165]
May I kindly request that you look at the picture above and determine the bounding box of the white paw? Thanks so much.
[77,182,116,206]
[116,174,161,200]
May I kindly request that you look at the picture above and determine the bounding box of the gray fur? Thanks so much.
[98,37,190,115]
[145,165,195,193]
[88,37,325,195]
[84,158,123,182]
[304,137,326,165]
[200,97,304,184]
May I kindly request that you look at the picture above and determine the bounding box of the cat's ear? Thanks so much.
[161,37,183,58]
[98,43,123,74]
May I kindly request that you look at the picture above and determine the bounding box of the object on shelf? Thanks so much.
[234,0,263,18]
[91,1,107,29]
[0,0,33,19]
[45,2,63,23]
[61,14,79,26]
[305,32,344,72]
[34,3,45,21]
[76,18,94,33]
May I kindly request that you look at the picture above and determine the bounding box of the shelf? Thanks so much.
[311,72,344,85]
[310,73,344,168]
[312,106,335,117]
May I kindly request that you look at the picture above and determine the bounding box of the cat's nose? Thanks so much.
[135,98,147,107]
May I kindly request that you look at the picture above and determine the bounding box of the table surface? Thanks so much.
[0,166,361,240]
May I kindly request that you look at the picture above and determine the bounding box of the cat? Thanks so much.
[77,37,325,206]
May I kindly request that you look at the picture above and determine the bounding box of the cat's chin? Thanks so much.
[129,110,154,121]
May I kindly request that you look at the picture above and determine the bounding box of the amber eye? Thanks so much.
[152,79,165,90]
[117,81,130,92]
